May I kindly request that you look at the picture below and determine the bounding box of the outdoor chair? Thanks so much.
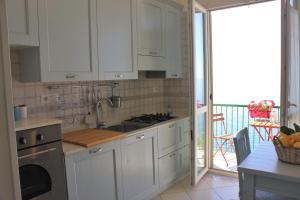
[213,113,235,166]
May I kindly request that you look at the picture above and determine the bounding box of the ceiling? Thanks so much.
[197,0,270,10]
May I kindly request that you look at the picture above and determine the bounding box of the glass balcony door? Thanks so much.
[191,0,211,185]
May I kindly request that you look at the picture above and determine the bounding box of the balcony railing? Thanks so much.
[213,103,280,150]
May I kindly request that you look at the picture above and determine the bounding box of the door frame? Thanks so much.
[281,0,287,126]
[190,0,212,185]
[0,0,21,199]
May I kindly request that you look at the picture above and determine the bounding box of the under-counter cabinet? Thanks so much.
[65,141,123,200]
[157,121,185,158]
[121,129,159,200]
[7,0,39,46]
[158,147,185,188]
[97,0,138,80]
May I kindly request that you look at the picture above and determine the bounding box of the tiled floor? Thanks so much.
[152,173,298,200]
[213,152,237,172]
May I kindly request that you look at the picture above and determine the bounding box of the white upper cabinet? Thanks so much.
[7,0,39,46]
[137,0,165,57]
[165,5,182,78]
[38,0,98,81]
[137,0,183,74]
[97,0,138,80]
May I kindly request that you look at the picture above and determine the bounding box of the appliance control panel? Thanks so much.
[16,125,61,150]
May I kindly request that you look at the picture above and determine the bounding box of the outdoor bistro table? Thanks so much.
[250,120,280,141]
[238,142,300,200]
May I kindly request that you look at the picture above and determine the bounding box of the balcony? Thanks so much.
[212,103,280,172]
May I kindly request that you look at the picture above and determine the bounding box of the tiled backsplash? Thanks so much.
[10,12,191,133]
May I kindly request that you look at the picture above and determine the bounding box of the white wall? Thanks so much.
[0,0,21,199]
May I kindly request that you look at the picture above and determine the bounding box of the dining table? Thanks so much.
[238,142,300,200]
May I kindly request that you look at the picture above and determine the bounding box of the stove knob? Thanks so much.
[19,137,27,145]
[36,134,44,142]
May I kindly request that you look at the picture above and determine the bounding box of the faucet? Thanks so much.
[95,98,113,129]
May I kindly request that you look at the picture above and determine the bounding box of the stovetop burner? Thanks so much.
[125,113,175,125]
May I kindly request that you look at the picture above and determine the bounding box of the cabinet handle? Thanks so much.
[136,135,145,140]
[89,147,103,154]
[115,74,124,78]
[171,74,178,77]
[65,73,78,79]
[149,51,157,56]
[169,124,175,128]
[169,153,176,158]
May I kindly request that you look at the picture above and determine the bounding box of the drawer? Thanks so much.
[158,121,184,157]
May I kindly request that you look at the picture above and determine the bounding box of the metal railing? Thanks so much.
[213,104,280,150]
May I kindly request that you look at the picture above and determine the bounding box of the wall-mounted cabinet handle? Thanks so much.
[169,153,176,158]
[136,135,145,140]
[115,74,124,78]
[149,51,157,55]
[65,73,78,79]
[89,147,103,154]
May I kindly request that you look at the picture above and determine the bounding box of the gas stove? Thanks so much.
[125,113,175,125]
[103,113,176,133]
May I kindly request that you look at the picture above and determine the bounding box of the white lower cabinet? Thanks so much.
[65,118,191,200]
[121,129,159,200]
[157,121,185,158]
[65,141,123,200]
[158,147,186,189]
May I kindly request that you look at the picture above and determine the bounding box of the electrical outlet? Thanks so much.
[41,94,59,105]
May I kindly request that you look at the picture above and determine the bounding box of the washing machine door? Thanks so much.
[18,142,67,200]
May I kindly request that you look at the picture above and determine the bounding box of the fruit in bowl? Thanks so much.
[276,123,300,148]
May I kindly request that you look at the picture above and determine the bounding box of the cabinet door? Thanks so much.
[65,141,123,200]
[38,0,98,81]
[97,0,138,80]
[158,121,184,157]
[137,0,165,57]
[7,0,39,46]
[165,5,182,78]
[121,129,158,200]
[158,150,179,188]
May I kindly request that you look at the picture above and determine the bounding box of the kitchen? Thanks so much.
[1,0,300,200]
[4,0,192,199]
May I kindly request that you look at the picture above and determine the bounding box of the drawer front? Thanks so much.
[158,151,178,188]
[158,121,185,157]
[158,122,178,157]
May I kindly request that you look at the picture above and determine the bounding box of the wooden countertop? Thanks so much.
[63,129,126,148]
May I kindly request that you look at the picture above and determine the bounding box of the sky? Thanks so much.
[211,0,281,106]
